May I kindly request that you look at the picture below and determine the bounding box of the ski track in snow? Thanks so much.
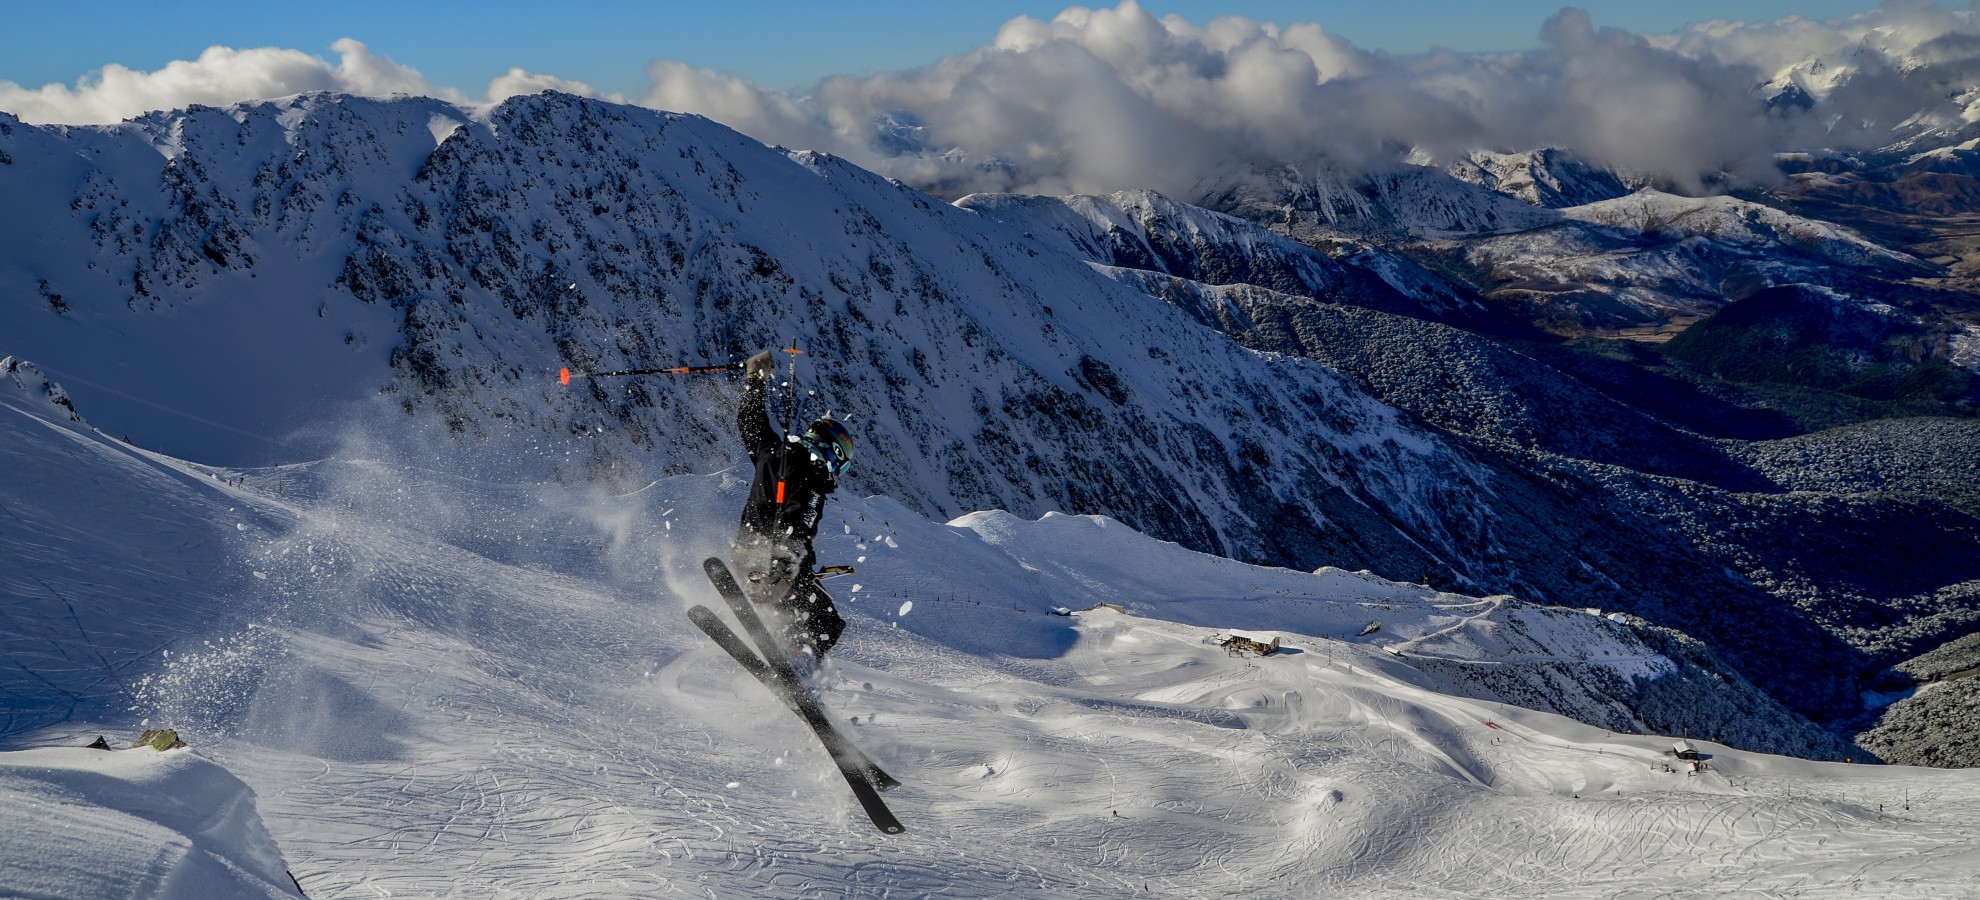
[5,392,1980,898]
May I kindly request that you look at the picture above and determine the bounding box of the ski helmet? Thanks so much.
[800,416,854,477]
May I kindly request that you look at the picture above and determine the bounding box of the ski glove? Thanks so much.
[745,350,776,380]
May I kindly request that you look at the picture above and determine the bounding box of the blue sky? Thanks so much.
[2,1,1916,96]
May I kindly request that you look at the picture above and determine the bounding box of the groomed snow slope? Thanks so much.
[6,380,1980,898]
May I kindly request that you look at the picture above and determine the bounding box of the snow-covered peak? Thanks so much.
[1446,148,1636,209]
[1561,189,1926,271]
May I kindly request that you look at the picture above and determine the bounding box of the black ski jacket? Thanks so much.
[736,378,834,560]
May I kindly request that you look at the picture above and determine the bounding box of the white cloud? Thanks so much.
[622,1,1980,199]
[486,68,618,105]
[0,40,445,124]
[610,2,1795,197]
[1656,1,1980,142]
[638,60,843,156]
[0,39,607,125]
[11,3,1980,201]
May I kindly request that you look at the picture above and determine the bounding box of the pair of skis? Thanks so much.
[690,557,905,834]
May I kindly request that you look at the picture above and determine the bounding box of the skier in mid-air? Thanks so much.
[732,349,855,669]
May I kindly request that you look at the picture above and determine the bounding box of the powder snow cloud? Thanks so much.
[8,3,1980,200]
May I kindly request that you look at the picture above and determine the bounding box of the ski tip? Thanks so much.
[559,366,570,385]
[881,823,905,835]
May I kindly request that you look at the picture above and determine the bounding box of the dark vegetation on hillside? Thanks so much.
[1069,185,1980,758]
[1662,286,1980,418]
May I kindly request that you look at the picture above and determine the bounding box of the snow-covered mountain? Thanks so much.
[1130,150,1957,342]
[0,92,1496,579]
[6,91,1979,760]
[1195,160,1564,242]
[1428,190,1932,337]
[1560,190,1926,273]
[937,183,1980,740]
[2,13,1980,887]
[956,189,1496,333]
[10,357,1980,897]
[1445,148,1635,209]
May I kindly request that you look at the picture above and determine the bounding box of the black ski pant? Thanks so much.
[732,532,846,656]
[785,572,847,657]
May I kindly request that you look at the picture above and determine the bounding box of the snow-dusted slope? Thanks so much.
[994,174,1927,345]
[958,189,1358,296]
[1069,274,1760,488]
[1426,189,1931,335]
[1446,148,1634,209]
[958,189,1493,330]
[1562,190,1926,273]
[1198,160,1563,241]
[5,358,1980,898]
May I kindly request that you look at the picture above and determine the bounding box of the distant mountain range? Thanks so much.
[2,90,1976,764]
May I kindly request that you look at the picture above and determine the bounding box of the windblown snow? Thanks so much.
[5,359,1979,897]
[0,747,297,899]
